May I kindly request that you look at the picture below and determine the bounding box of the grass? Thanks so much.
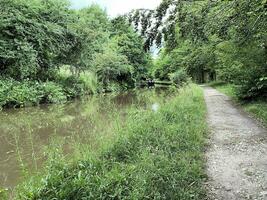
[15,84,208,200]
[243,102,267,125]
[209,81,267,125]
[208,82,237,99]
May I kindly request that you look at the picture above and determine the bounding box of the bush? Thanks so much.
[171,69,189,86]
[0,78,41,108]
[57,74,96,98]
[40,82,67,104]
[94,42,135,92]
[236,76,267,100]
[79,72,98,94]
[0,78,67,109]
[152,53,173,81]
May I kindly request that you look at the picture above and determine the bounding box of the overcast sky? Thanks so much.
[70,0,161,17]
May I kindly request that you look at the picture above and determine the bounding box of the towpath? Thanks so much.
[203,87,267,200]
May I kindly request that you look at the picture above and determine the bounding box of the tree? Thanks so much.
[67,4,110,74]
[111,16,152,81]
[0,0,76,80]
[128,0,267,98]
[93,40,134,91]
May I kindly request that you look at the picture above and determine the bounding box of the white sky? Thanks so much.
[70,0,161,17]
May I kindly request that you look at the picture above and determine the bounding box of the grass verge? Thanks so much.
[209,82,267,125]
[15,84,208,200]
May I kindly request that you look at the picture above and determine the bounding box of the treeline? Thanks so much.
[0,0,151,108]
[129,0,267,99]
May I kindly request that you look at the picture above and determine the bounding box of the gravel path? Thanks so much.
[203,87,267,200]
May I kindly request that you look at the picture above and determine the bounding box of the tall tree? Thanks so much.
[111,16,152,81]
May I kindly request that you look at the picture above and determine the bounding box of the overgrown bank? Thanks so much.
[0,0,152,110]
[0,70,97,108]
[15,84,207,200]
[209,82,267,125]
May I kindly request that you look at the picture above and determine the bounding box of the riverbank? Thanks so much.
[208,82,267,125]
[0,71,97,110]
[12,84,208,199]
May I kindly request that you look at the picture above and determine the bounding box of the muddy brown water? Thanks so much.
[0,87,171,190]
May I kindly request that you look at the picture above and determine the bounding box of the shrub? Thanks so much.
[57,74,96,98]
[79,72,98,94]
[152,53,173,81]
[170,69,189,86]
[94,42,135,91]
[236,76,267,100]
[0,78,67,108]
[40,82,67,104]
[0,78,41,108]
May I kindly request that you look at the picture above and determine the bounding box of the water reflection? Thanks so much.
[0,86,173,189]
[152,103,160,112]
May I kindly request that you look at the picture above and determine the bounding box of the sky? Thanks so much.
[70,0,161,17]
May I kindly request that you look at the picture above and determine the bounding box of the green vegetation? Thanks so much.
[129,0,266,100]
[0,0,152,109]
[244,102,267,125]
[210,82,267,125]
[208,82,237,99]
[0,72,97,108]
[1,0,266,198]
[15,84,207,199]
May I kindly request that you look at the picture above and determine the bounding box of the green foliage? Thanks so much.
[68,5,110,72]
[40,82,67,104]
[0,188,8,200]
[16,84,208,200]
[0,0,76,80]
[111,16,152,81]
[244,101,267,125]
[0,78,67,108]
[130,0,267,99]
[0,74,97,109]
[208,82,237,99]
[79,72,98,94]
[93,41,135,92]
[0,78,41,108]
[0,1,152,108]
[152,52,173,80]
[171,69,189,86]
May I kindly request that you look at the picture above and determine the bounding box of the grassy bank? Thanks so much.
[209,82,267,125]
[14,84,208,200]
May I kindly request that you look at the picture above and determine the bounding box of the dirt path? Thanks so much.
[203,87,267,200]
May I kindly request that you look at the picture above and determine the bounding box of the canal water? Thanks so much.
[0,87,173,189]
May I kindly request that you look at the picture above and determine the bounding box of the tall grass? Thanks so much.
[15,84,207,200]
